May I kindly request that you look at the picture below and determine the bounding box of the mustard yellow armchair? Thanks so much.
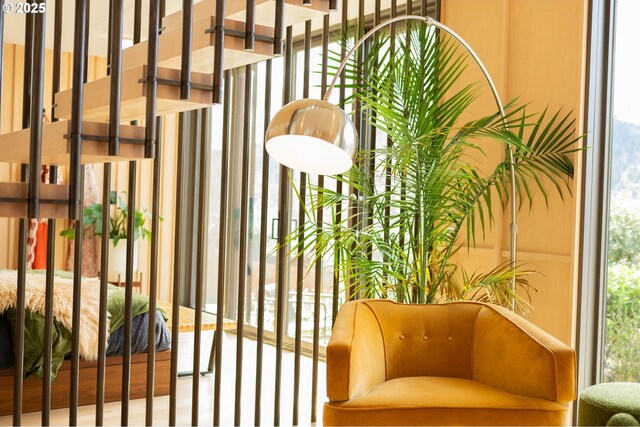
[324,300,576,426]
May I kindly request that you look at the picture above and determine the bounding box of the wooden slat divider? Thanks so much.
[0,121,146,165]
[162,0,329,31]
[55,66,214,123]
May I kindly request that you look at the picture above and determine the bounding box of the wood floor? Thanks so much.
[0,331,327,426]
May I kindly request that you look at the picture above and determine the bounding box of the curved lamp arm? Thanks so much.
[323,15,518,297]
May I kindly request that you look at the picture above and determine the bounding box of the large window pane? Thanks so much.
[604,0,640,382]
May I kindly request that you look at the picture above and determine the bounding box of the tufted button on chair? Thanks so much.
[323,300,576,426]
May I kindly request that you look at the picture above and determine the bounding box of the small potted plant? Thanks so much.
[61,191,157,282]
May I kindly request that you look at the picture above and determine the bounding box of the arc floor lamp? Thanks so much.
[265,15,518,293]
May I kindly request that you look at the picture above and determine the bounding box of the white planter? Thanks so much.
[107,239,139,283]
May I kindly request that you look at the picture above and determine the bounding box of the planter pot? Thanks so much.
[107,239,139,283]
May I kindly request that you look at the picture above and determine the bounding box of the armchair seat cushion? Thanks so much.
[324,376,569,426]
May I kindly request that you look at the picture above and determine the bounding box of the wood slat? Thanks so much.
[124,16,273,74]
[162,0,330,32]
[54,66,213,122]
[0,120,146,165]
[0,182,68,218]
[157,300,236,333]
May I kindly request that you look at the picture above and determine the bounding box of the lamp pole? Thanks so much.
[323,15,518,300]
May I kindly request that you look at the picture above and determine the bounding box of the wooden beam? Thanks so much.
[124,16,274,74]
[0,182,69,218]
[54,66,213,122]
[0,121,146,164]
[161,0,330,31]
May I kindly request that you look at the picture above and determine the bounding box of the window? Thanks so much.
[603,0,640,383]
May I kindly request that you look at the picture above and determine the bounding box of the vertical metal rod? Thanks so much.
[69,166,85,426]
[144,0,161,417]
[366,0,382,265]
[292,177,305,427]
[192,108,208,426]
[311,14,330,423]
[234,64,253,427]
[383,0,397,290]
[108,0,123,157]
[28,2,45,247]
[191,111,201,426]
[14,219,27,426]
[51,0,63,121]
[83,0,89,84]
[348,0,365,281]
[145,116,162,426]
[14,8,34,424]
[96,0,114,422]
[42,165,57,426]
[333,0,348,326]
[274,25,293,427]
[180,0,193,99]
[292,19,311,427]
[95,164,110,426]
[169,114,185,426]
[66,0,85,219]
[107,0,113,74]
[254,59,272,427]
[145,10,166,412]
[214,70,231,427]
[399,4,410,272]
[43,0,60,421]
[134,0,142,45]
[120,163,136,426]
[212,0,226,103]
[145,0,160,158]
[42,6,63,402]
[22,5,33,129]
[245,0,256,50]
[120,1,141,423]
[422,0,428,16]
[273,0,284,55]
[28,5,46,420]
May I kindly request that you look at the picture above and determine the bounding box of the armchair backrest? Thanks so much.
[331,300,576,404]
[360,300,483,380]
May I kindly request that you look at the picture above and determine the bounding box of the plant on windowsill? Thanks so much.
[285,24,584,314]
[60,191,159,282]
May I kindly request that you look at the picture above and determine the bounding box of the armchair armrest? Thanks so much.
[326,301,386,402]
[472,305,576,403]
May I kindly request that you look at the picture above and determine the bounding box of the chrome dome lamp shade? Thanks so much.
[265,98,357,175]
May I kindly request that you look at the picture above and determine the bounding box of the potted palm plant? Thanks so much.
[61,191,155,282]
[287,24,583,313]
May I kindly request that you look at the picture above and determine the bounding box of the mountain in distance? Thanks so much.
[611,118,640,198]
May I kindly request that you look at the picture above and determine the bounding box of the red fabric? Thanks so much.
[32,222,49,270]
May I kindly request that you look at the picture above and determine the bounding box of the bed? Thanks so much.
[0,270,172,416]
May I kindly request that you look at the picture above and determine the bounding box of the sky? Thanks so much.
[613,0,640,125]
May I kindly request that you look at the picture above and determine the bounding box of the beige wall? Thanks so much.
[442,0,588,344]
[0,44,179,302]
